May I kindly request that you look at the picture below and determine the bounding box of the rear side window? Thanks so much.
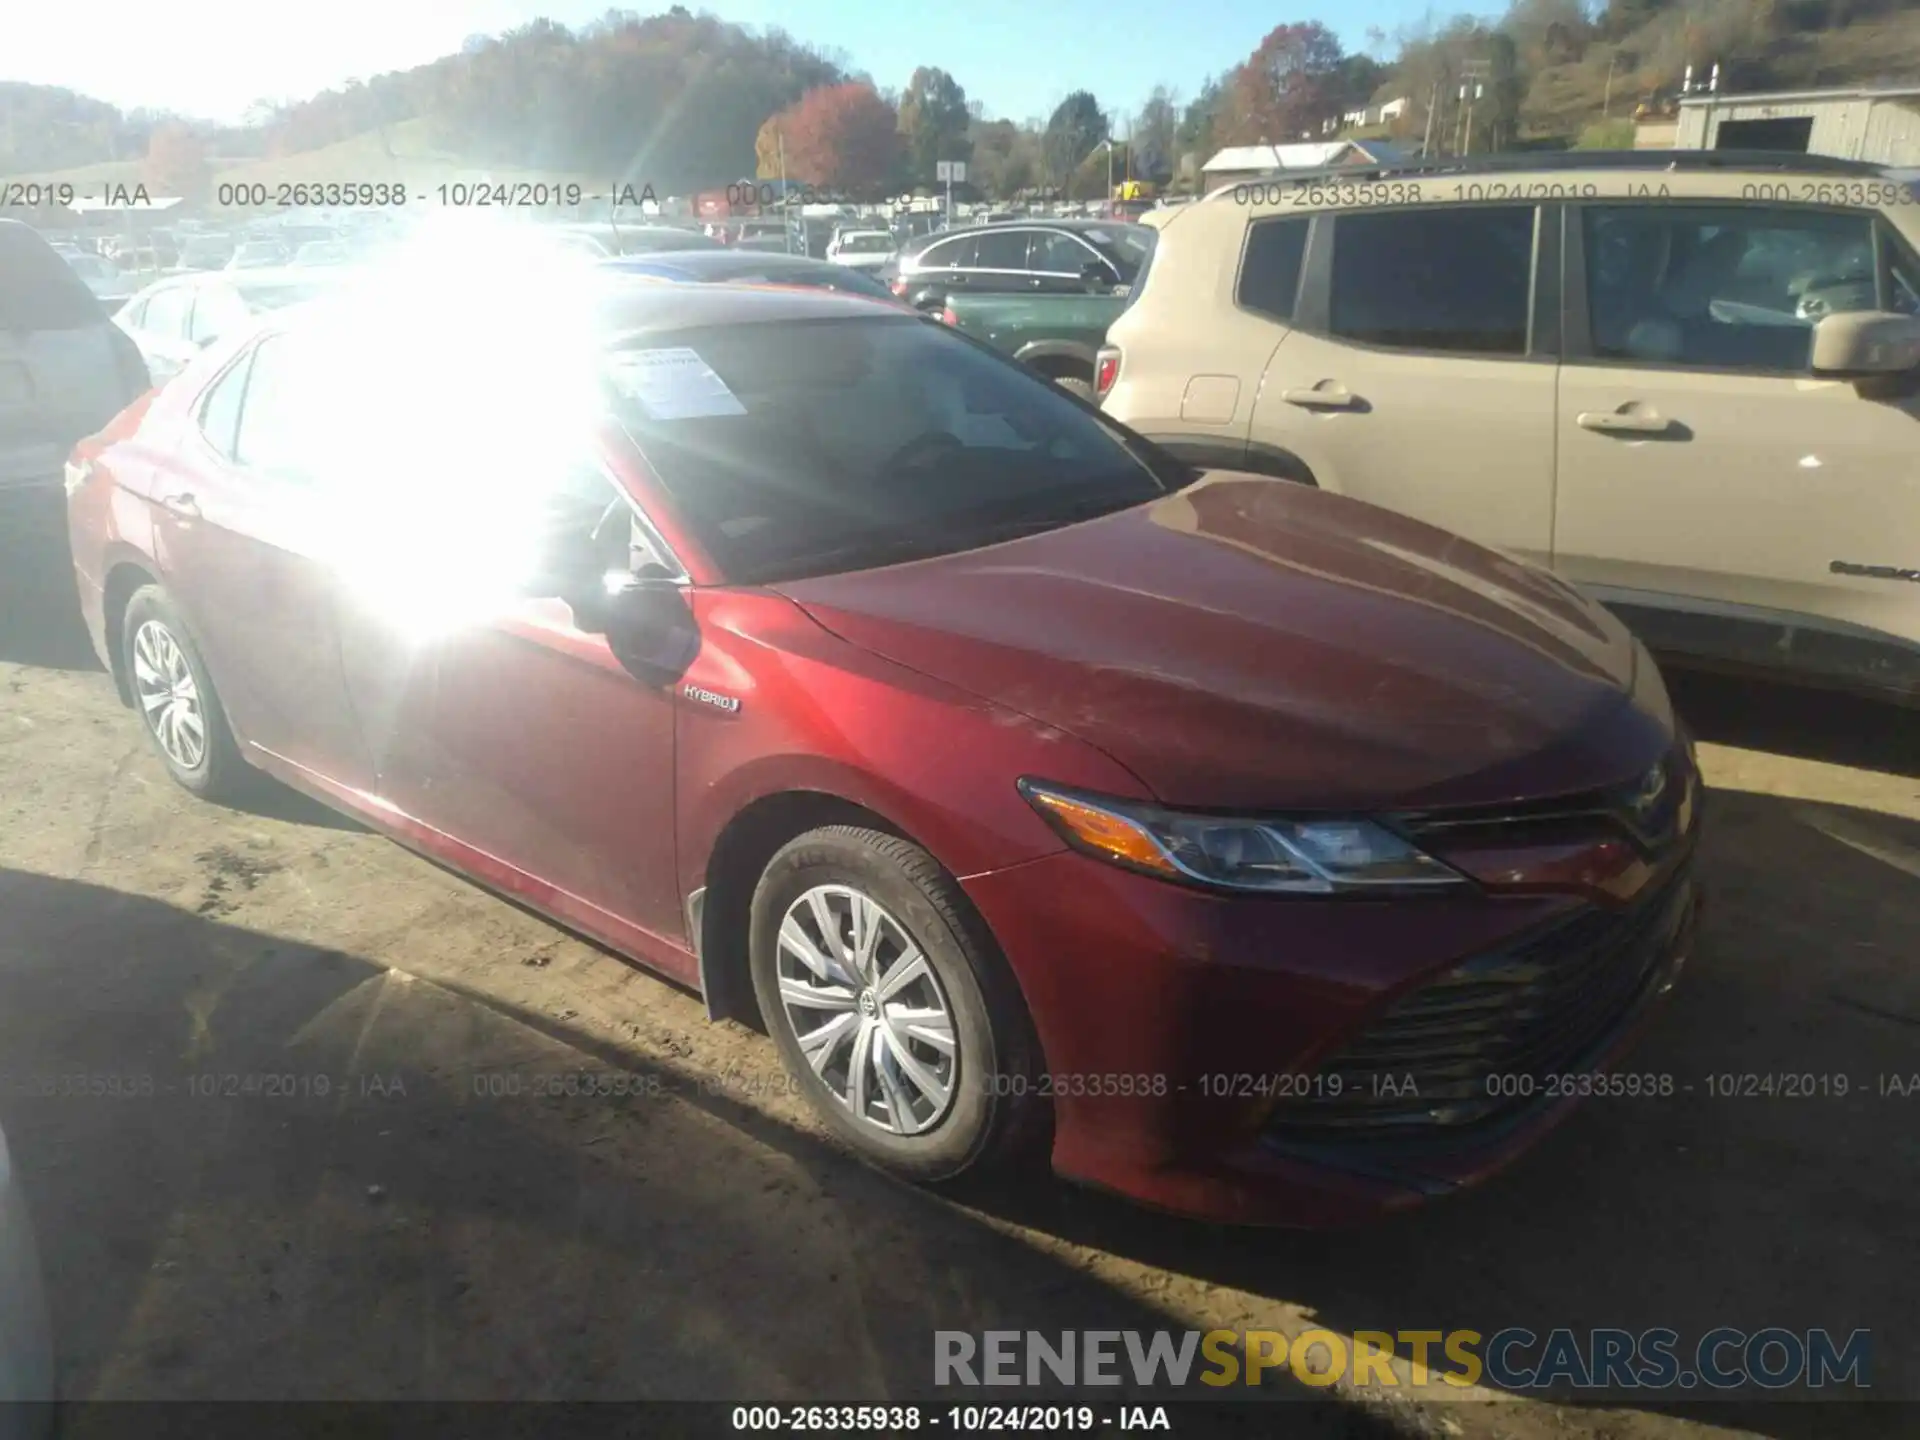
[0,222,105,330]
[1330,207,1535,354]
[918,235,978,270]
[141,287,194,339]
[973,229,1030,270]
[197,353,253,458]
[1237,217,1310,321]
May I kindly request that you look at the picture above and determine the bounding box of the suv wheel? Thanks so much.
[749,825,1044,1181]
[122,585,249,801]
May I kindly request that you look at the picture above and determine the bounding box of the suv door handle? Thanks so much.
[1577,410,1675,436]
[158,491,201,520]
[1281,385,1361,410]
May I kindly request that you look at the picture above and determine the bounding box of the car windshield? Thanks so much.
[604,316,1173,584]
[727,265,894,299]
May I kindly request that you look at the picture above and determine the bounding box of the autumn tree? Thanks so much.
[142,122,212,201]
[898,67,972,184]
[763,82,900,195]
[1222,22,1346,144]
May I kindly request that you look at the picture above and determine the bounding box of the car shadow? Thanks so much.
[0,867,1422,1434]
[944,781,1919,1436]
[1665,665,1920,779]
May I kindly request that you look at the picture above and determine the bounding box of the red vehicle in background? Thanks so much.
[64,277,1700,1226]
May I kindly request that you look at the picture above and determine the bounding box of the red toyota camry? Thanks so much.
[64,269,1700,1225]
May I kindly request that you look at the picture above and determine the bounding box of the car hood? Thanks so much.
[775,473,1671,812]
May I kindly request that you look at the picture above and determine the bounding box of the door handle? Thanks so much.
[1577,410,1675,436]
[158,491,201,520]
[1281,385,1361,411]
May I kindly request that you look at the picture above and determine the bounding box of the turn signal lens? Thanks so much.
[1019,784,1177,876]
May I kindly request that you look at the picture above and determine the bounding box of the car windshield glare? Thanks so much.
[603,316,1172,584]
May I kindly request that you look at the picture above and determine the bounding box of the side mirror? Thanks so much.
[1079,261,1118,293]
[597,574,700,682]
[1810,311,1920,377]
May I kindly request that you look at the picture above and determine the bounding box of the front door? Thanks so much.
[1554,200,1920,679]
[335,463,687,962]
[1246,204,1559,569]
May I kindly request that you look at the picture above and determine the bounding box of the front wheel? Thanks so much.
[748,825,1045,1181]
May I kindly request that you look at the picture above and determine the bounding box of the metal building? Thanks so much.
[1675,84,1920,165]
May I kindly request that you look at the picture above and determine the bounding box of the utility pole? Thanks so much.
[777,129,791,254]
[1421,79,1440,157]
[1464,81,1483,155]
[1455,85,1468,154]
[1603,53,1618,119]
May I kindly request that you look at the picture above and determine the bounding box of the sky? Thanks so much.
[6,0,1456,128]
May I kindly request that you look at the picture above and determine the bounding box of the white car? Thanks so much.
[115,269,339,385]
[826,229,896,271]
[0,1124,51,1434]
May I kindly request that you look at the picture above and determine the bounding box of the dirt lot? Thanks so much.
[1,508,1914,1439]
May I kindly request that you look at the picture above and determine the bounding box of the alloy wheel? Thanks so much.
[774,883,958,1135]
[131,619,207,771]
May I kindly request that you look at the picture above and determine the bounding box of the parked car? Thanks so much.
[114,269,341,385]
[62,249,139,306]
[68,277,1701,1225]
[1101,150,1920,705]
[0,219,149,508]
[177,234,235,270]
[562,223,722,258]
[0,1123,52,1434]
[226,239,291,270]
[936,289,1131,398]
[825,229,897,272]
[600,250,903,302]
[730,219,800,254]
[890,219,1155,312]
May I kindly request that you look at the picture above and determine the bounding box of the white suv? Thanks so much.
[1101,152,1920,705]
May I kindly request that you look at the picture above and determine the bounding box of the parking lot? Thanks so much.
[0,504,1914,1440]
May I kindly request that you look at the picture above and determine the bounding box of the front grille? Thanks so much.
[1264,867,1693,1142]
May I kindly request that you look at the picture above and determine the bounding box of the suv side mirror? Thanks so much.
[1810,311,1920,377]
[595,574,700,681]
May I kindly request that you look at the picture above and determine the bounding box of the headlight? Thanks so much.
[1018,780,1467,895]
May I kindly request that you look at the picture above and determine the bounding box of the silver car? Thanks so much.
[114,269,340,386]
[0,1123,52,1434]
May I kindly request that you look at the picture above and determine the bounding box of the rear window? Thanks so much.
[606,316,1170,584]
[0,222,106,330]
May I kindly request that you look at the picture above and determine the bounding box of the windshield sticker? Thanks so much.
[608,347,747,419]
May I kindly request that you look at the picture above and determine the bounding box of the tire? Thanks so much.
[121,584,250,802]
[749,825,1045,1182]
[1053,376,1096,402]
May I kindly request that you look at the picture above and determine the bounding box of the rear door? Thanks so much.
[148,332,372,792]
[1554,200,1920,686]
[968,227,1037,294]
[1244,204,1559,569]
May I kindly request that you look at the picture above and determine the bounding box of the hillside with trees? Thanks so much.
[6,0,1920,202]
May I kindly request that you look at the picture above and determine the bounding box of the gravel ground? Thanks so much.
[1,509,1914,1439]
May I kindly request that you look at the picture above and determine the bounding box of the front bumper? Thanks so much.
[962,837,1699,1227]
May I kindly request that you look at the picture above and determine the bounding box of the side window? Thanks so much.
[919,235,977,270]
[1582,205,1877,371]
[540,465,680,579]
[1237,217,1310,321]
[1885,226,1920,316]
[1029,231,1086,273]
[140,286,193,339]
[196,353,253,459]
[118,298,147,329]
[973,228,1030,271]
[1330,206,1535,354]
[231,334,318,482]
[188,286,248,345]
